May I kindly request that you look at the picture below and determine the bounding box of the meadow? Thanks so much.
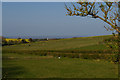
[2,35,119,78]
[3,35,111,50]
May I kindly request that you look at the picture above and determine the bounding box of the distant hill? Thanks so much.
[2,35,112,51]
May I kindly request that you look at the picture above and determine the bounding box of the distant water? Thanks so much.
[4,35,86,39]
[4,34,108,39]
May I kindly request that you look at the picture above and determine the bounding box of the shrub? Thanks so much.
[28,38,33,42]
[21,39,28,43]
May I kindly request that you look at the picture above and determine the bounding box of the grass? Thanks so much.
[3,35,111,51]
[70,44,109,50]
[3,53,118,78]
[3,35,118,78]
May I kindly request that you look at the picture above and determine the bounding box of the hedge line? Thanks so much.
[2,49,119,62]
[2,49,118,54]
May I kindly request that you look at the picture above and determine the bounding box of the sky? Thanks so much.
[2,2,112,38]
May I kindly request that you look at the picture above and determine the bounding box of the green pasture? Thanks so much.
[3,53,118,78]
[3,35,118,78]
[3,35,111,51]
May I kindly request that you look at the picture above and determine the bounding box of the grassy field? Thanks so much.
[2,35,118,78]
[3,35,111,51]
[3,53,118,78]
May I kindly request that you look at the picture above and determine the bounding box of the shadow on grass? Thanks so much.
[2,63,27,78]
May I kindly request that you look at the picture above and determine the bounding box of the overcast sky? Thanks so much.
[2,2,112,38]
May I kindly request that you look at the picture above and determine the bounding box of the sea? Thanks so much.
[3,34,106,39]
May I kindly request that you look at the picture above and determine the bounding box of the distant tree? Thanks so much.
[28,38,33,42]
[18,37,21,39]
[2,37,7,46]
[65,1,120,62]
[17,37,21,43]
[8,40,14,45]
[21,39,28,43]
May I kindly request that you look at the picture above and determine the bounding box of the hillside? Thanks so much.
[3,35,111,51]
[2,35,118,78]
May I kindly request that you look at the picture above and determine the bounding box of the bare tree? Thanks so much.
[65,1,120,62]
